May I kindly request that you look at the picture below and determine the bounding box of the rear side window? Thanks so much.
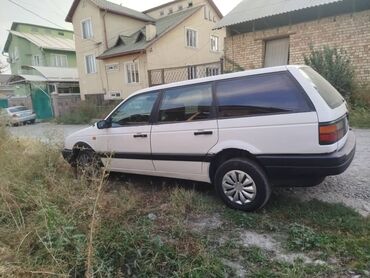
[299,67,344,109]
[216,72,312,118]
[158,83,213,123]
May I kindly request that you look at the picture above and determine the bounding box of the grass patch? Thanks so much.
[1,122,369,276]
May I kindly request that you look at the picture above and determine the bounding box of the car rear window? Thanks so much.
[215,71,312,118]
[299,67,344,109]
[9,107,29,113]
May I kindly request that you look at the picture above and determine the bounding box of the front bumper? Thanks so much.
[256,131,356,177]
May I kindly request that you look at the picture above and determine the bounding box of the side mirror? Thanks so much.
[96,119,111,129]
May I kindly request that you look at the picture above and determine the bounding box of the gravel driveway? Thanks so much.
[8,123,370,216]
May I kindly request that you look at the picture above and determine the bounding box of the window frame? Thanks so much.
[210,35,219,52]
[84,54,97,74]
[107,91,160,128]
[81,18,93,40]
[125,61,140,84]
[214,71,315,120]
[32,55,41,66]
[50,54,68,67]
[185,27,198,48]
[152,82,217,125]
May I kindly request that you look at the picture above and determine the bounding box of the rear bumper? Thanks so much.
[256,131,356,177]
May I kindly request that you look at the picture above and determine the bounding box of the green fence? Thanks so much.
[31,89,53,119]
[0,99,8,109]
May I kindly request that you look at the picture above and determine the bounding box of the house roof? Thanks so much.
[10,22,73,34]
[3,30,75,53]
[214,0,344,29]
[66,0,155,22]
[143,0,223,18]
[22,66,79,82]
[97,5,202,59]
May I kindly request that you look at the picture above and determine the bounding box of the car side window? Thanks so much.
[110,92,158,127]
[158,83,213,123]
[216,72,312,118]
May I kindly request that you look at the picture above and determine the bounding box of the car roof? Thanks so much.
[131,65,304,98]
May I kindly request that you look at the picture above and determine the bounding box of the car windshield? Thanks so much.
[9,107,29,113]
[299,67,344,109]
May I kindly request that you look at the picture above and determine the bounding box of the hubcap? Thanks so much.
[222,170,257,205]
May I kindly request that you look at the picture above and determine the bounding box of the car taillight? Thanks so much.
[319,116,348,145]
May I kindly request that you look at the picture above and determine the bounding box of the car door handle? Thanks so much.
[133,134,148,138]
[194,131,213,136]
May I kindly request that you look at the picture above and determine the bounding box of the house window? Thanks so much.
[206,67,219,76]
[106,63,119,72]
[186,28,197,48]
[204,6,208,19]
[210,35,219,52]
[126,62,139,84]
[160,10,164,16]
[13,46,19,61]
[188,66,197,79]
[51,54,68,67]
[85,54,97,74]
[58,32,64,36]
[81,19,93,39]
[264,37,290,67]
[178,5,183,11]
[31,27,38,32]
[168,7,173,14]
[32,55,41,66]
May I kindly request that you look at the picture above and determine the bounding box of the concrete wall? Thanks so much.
[51,93,81,117]
[224,10,370,83]
[8,95,32,109]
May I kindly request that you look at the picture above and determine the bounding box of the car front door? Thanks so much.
[151,83,218,180]
[104,92,158,173]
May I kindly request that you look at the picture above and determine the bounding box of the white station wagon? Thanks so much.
[63,65,356,211]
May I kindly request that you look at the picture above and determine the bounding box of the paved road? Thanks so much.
[8,123,370,216]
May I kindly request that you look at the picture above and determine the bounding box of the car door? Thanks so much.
[151,83,218,178]
[104,92,158,173]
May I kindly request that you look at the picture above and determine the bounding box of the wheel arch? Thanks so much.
[209,148,264,184]
[70,142,95,165]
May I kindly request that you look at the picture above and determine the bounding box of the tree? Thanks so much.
[304,46,355,100]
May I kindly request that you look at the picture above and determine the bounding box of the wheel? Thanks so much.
[214,158,271,212]
[75,149,101,178]
[29,119,35,124]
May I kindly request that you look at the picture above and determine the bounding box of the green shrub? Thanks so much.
[304,46,355,99]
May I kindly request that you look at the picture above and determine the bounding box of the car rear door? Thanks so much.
[151,83,218,178]
[104,92,158,173]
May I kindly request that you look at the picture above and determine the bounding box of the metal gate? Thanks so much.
[0,99,8,109]
[31,89,53,119]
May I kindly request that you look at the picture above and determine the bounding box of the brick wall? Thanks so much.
[224,10,370,83]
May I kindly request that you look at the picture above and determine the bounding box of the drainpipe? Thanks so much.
[103,10,108,49]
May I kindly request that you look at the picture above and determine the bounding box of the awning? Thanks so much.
[7,74,47,84]
[21,66,79,82]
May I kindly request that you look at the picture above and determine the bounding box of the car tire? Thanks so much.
[30,119,35,124]
[75,149,101,179]
[214,158,271,212]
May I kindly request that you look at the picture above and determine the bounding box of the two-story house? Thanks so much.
[2,22,80,118]
[66,0,225,101]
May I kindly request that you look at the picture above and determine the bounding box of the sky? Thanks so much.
[0,0,242,72]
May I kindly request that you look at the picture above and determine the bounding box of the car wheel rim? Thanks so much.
[222,170,257,205]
